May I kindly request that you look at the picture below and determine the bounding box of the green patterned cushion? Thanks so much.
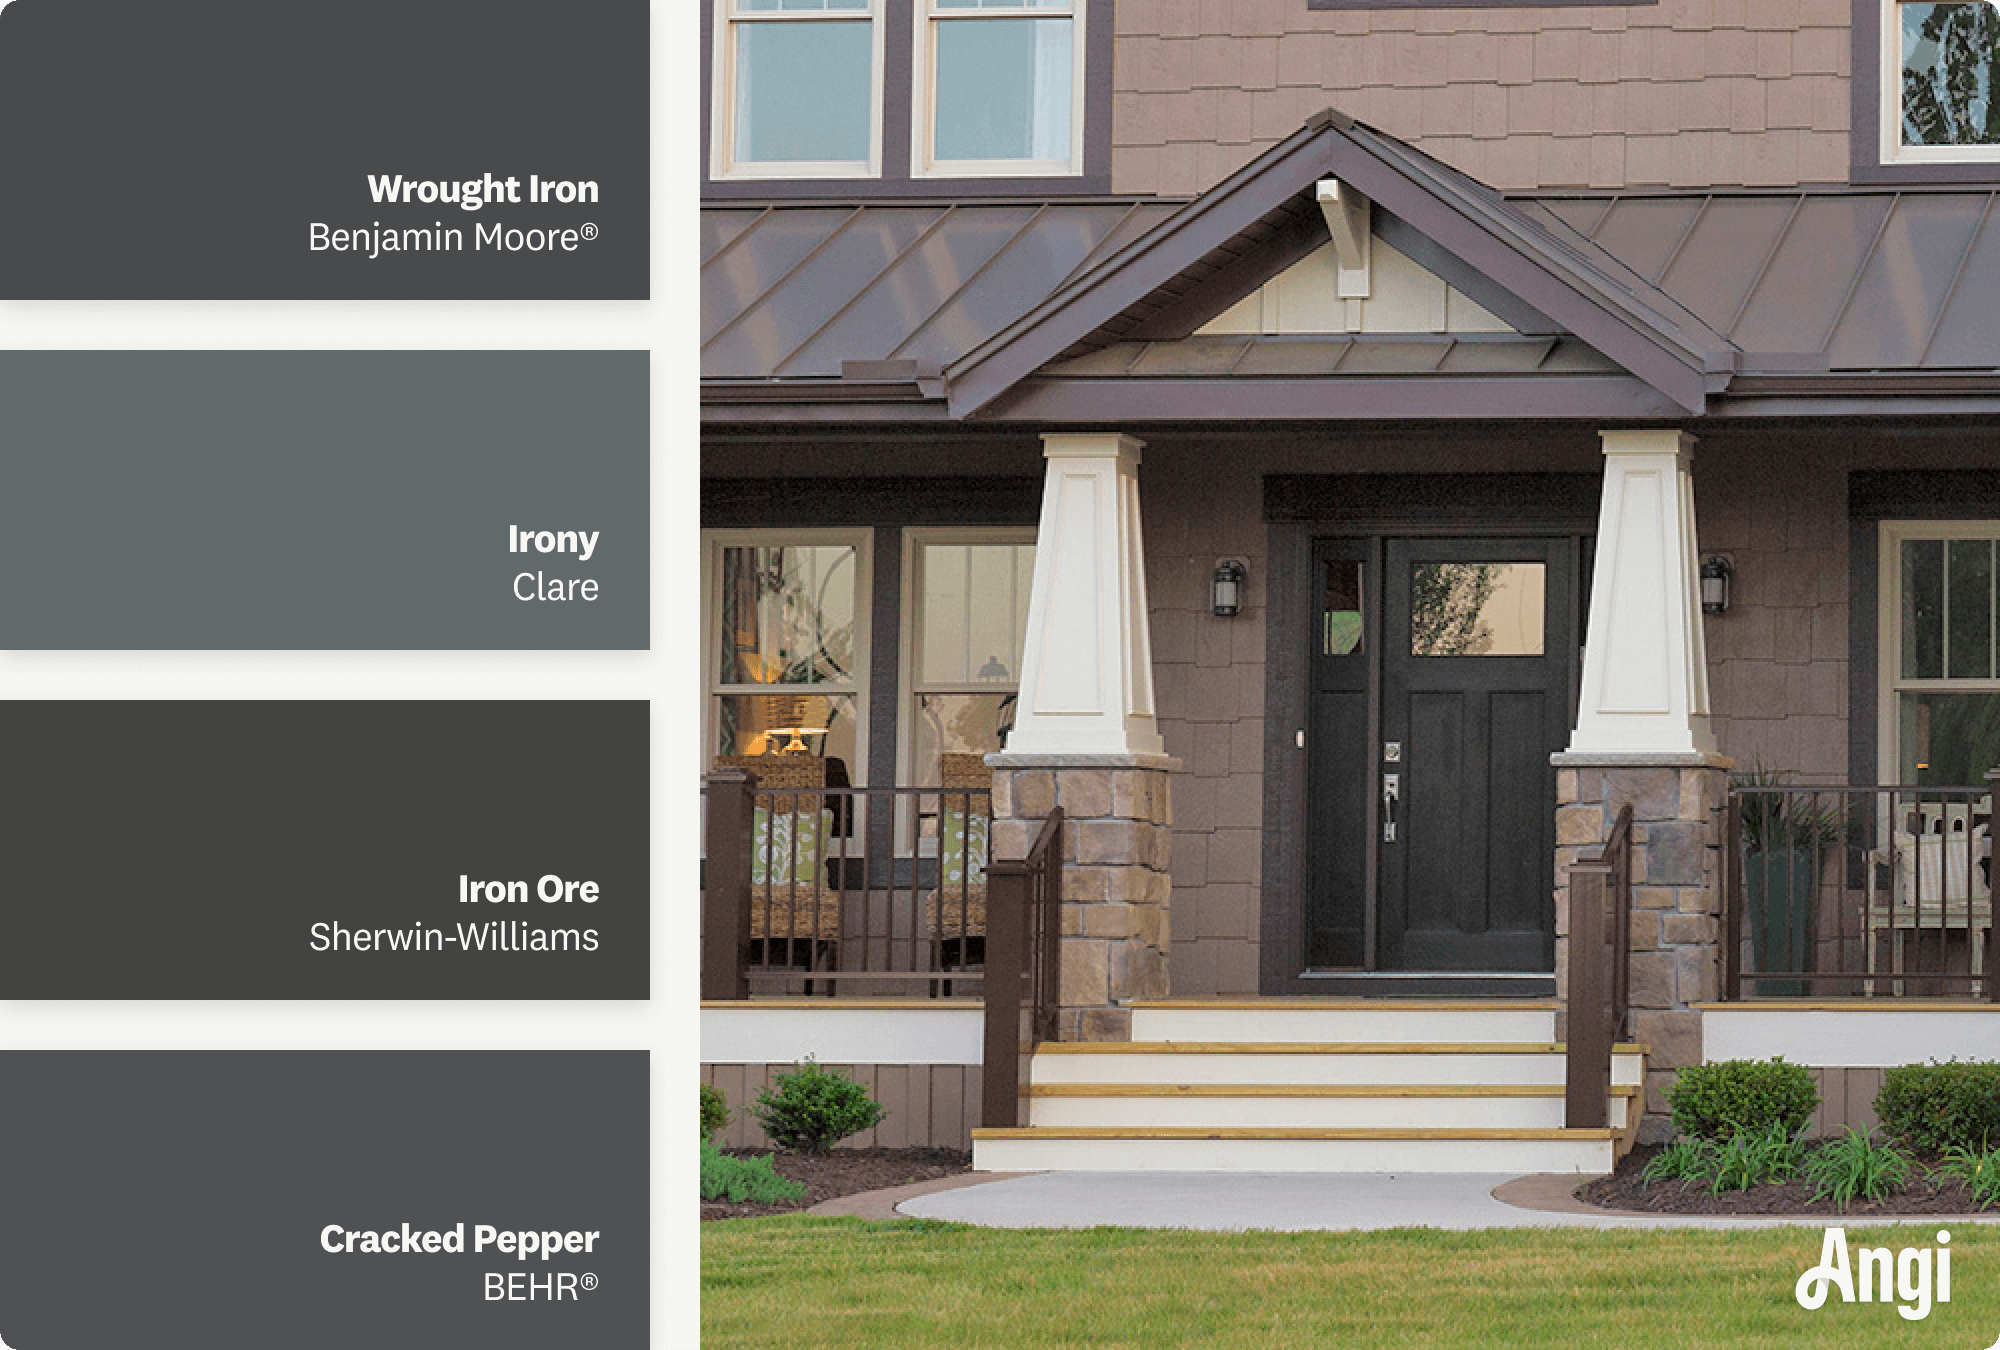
[750,806,828,888]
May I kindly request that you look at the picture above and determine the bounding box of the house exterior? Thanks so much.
[702,0,2000,1164]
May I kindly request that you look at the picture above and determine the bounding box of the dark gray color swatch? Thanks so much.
[0,0,647,298]
[0,351,648,649]
[0,1052,648,1350]
[0,701,650,1000]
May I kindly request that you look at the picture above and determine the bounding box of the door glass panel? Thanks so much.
[1322,559,1363,656]
[1409,562,1545,657]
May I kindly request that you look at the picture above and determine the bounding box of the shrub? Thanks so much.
[1708,1123,1807,1194]
[1802,1128,1910,1210]
[1934,1145,2000,1210]
[700,1141,806,1205]
[1666,1058,1819,1141]
[1876,1061,2000,1154]
[752,1058,886,1153]
[701,1083,731,1141]
[1641,1135,1718,1187]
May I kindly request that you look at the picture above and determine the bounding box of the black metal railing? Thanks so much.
[700,770,995,998]
[1566,804,1633,1129]
[1722,784,1998,1001]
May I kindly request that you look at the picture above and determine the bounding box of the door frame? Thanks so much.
[1258,474,1600,996]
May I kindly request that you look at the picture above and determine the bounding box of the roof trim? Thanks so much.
[942,110,1731,420]
[993,372,1687,423]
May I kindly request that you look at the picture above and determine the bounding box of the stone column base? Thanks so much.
[989,752,1179,1042]
[1553,752,1732,1142]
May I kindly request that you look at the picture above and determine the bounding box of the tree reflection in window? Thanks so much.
[1903,2,2000,147]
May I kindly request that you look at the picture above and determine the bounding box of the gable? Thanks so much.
[942,110,1735,420]
[1197,237,1512,337]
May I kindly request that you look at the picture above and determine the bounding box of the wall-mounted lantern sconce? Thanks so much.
[1212,559,1247,617]
[1700,555,1733,616]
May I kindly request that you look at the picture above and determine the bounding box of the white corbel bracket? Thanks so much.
[1315,177,1372,300]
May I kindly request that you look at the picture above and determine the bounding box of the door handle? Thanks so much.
[1382,772,1400,843]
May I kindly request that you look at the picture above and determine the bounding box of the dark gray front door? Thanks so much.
[1306,536,1576,973]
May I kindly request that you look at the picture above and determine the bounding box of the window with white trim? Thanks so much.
[1880,522,2000,785]
[916,0,1083,178]
[712,0,883,179]
[1885,1,2000,165]
[704,531,870,777]
[901,531,1036,784]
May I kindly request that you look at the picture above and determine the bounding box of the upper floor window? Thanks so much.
[1887,2,2000,166]
[706,0,1105,194]
[713,0,884,180]
[918,1,1082,178]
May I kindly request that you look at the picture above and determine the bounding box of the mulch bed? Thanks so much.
[701,1147,972,1223]
[1580,1144,1995,1216]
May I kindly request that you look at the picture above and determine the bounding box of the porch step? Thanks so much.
[971,1126,1625,1174]
[1128,999,1559,1045]
[1029,1042,1648,1087]
[1024,1082,1637,1131]
[975,1015,1648,1172]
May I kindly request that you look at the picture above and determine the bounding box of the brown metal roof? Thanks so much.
[703,115,2000,421]
[1526,189,2000,375]
[700,200,1179,380]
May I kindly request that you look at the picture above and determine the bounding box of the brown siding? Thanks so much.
[702,1062,982,1152]
[1808,1065,1887,1137]
[1113,0,1853,195]
[1696,443,1850,784]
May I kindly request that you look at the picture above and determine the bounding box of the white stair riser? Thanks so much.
[1034,1052,1645,1088]
[973,1136,1617,1174]
[1128,1008,1556,1044]
[1028,1095,1629,1131]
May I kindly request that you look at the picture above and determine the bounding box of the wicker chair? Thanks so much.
[715,754,842,945]
[926,753,991,958]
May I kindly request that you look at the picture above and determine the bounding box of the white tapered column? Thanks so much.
[1567,429,1714,757]
[1004,433,1165,758]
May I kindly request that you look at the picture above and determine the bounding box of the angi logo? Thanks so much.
[1796,1227,1951,1321]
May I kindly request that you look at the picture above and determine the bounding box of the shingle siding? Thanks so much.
[1112,0,1853,194]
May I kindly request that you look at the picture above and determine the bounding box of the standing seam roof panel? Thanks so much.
[1656,199,1799,336]
[1585,198,1707,286]
[1723,196,1897,358]
[893,207,1142,368]
[1824,195,1989,371]
[699,208,858,347]
[1919,196,2000,369]
[704,209,940,379]
[769,206,1036,376]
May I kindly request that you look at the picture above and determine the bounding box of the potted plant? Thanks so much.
[1736,769,1844,997]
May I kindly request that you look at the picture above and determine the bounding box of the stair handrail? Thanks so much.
[1565,804,1634,1130]
[982,807,1064,1129]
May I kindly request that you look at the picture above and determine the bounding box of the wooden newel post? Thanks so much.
[983,859,1030,1129]
[1987,768,2000,1003]
[1565,860,1610,1129]
[702,768,755,1002]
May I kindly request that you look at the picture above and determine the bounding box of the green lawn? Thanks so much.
[704,1217,2000,1348]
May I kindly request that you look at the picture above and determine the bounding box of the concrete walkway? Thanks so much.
[896,1171,2000,1231]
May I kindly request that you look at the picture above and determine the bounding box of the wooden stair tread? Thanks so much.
[974,1126,1624,1141]
[1034,1041,1648,1055]
[1129,999,1560,1011]
[1026,1083,1638,1098]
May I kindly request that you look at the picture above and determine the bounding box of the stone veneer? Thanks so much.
[1554,756,1732,1142]
[988,755,1179,1042]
